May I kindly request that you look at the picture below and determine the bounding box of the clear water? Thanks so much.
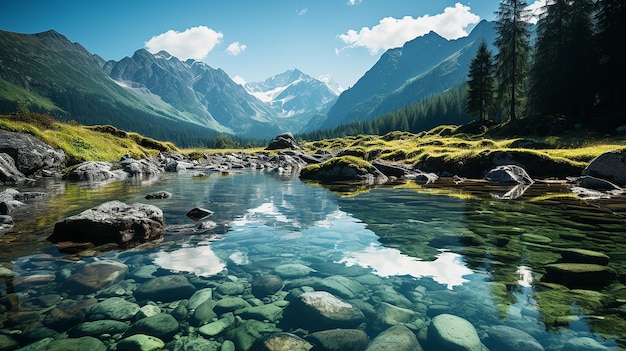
[1,170,625,350]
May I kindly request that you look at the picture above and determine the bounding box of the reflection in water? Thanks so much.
[153,245,226,277]
[339,245,473,289]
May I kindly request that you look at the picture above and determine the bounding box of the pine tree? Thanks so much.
[595,0,626,120]
[467,41,495,121]
[494,0,532,121]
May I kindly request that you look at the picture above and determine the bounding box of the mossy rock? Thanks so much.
[300,156,387,183]
[543,263,617,288]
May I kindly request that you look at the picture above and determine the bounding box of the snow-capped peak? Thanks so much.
[318,74,345,95]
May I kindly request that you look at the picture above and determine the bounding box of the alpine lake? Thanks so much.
[1,169,626,351]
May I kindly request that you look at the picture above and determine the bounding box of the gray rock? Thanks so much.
[0,152,26,183]
[0,129,65,176]
[582,148,626,185]
[187,288,214,310]
[375,302,417,328]
[88,297,139,321]
[483,325,544,351]
[165,336,221,351]
[283,291,365,332]
[306,329,369,351]
[134,275,196,303]
[427,314,484,351]
[366,325,422,351]
[186,207,214,221]
[198,313,235,337]
[145,191,172,200]
[251,332,313,351]
[484,165,533,185]
[191,299,218,327]
[48,200,164,247]
[313,275,365,299]
[135,304,162,320]
[117,334,165,351]
[125,313,179,341]
[265,132,300,150]
[65,161,125,182]
[120,155,163,179]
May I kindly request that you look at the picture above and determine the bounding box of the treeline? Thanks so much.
[467,0,624,127]
[299,86,470,140]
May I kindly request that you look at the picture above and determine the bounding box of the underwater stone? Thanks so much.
[65,260,128,294]
[251,275,284,298]
[365,325,423,351]
[563,337,612,351]
[313,275,366,299]
[237,304,284,323]
[274,263,316,278]
[38,336,106,351]
[134,275,196,303]
[543,263,617,289]
[224,319,282,351]
[427,314,484,351]
[483,325,544,351]
[251,332,313,351]
[187,288,214,310]
[306,329,369,351]
[559,248,610,266]
[214,296,251,315]
[216,281,245,296]
[198,313,235,337]
[125,313,179,341]
[88,297,139,321]
[191,299,218,326]
[68,320,130,338]
[117,334,165,351]
[374,302,417,328]
[283,291,365,332]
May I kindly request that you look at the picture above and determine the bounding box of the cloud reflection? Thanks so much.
[153,245,225,277]
[339,244,473,289]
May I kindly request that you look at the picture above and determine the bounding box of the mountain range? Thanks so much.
[0,20,496,145]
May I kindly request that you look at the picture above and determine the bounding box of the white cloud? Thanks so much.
[296,7,308,16]
[232,75,246,86]
[347,0,362,5]
[145,26,223,60]
[339,2,480,55]
[226,41,247,56]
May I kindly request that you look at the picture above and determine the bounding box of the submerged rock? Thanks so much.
[134,275,196,303]
[483,325,544,351]
[117,334,165,351]
[125,313,179,341]
[48,200,164,247]
[543,263,617,288]
[251,332,313,351]
[306,329,369,351]
[65,260,129,294]
[427,314,485,351]
[366,325,422,351]
[283,291,365,331]
[252,274,284,298]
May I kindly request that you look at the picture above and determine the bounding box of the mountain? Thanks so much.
[0,30,340,144]
[309,20,497,131]
[242,69,342,131]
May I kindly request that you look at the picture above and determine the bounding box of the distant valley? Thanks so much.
[0,20,496,146]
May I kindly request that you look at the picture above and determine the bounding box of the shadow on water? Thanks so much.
[1,171,625,350]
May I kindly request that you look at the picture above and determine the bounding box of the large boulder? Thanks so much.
[65,260,129,293]
[119,155,163,179]
[427,314,485,351]
[366,325,422,351]
[582,148,626,186]
[483,325,544,351]
[0,152,26,183]
[47,200,164,247]
[0,129,65,176]
[65,161,126,182]
[543,263,617,288]
[266,132,300,150]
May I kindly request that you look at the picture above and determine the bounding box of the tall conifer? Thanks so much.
[467,41,495,121]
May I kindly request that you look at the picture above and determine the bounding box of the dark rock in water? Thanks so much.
[43,298,97,332]
[47,200,164,247]
[69,320,130,338]
[134,275,196,302]
[266,132,300,150]
[117,334,165,351]
[125,313,179,341]
[543,263,617,288]
[283,291,365,332]
[558,248,610,266]
[0,215,14,234]
[0,129,65,177]
[186,207,213,221]
[225,319,282,351]
[65,161,125,182]
[251,274,284,298]
[65,260,128,293]
[306,329,369,351]
[365,325,422,351]
[577,176,623,191]
[145,191,172,200]
[483,325,544,351]
[251,332,313,351]
[0,334,18,351]
[582,148,626,186]
[484,165,533,185]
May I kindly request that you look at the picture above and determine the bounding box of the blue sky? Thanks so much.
[0,1,543,88]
